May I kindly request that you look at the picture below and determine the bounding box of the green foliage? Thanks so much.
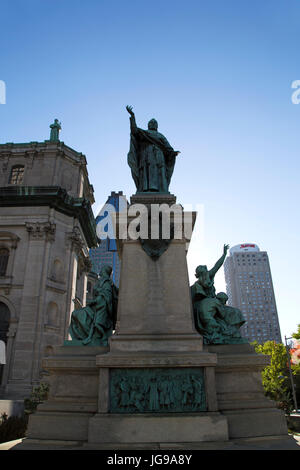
[0,382,50,444]
[292,324,300,341]
[290,325,300,406]
[24,382,49,415]
[252,340,293,413]
[0,412,28,444]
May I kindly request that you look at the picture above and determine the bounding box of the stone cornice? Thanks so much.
[0,186,98,248]
[0,141,86,167]
[0,140,84,156]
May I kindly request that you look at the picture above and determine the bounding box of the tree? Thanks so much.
[290,325,300,407]
[292,324,300,341]
[252,340,293,413]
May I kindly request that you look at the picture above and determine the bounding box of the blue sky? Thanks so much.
[1,0,300,340]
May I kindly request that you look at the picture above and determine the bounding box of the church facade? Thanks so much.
[0,124,97,398]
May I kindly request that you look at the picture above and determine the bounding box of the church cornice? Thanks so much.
[0,141,87,165]
[0,186,98,248]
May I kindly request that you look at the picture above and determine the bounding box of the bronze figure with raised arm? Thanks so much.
[126,105,180,193]
[192,244,230,299]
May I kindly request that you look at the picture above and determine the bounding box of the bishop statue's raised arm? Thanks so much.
[125,105,180,193]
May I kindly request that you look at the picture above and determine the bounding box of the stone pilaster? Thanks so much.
[7,222,55,396]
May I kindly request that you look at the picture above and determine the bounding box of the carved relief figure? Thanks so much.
[110,368,206,413]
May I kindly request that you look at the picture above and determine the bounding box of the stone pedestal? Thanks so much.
[90,347,227,444]
[111,201,198,351]
[86,201,229,444]
[18,196,291,449]
[111,239,202,352]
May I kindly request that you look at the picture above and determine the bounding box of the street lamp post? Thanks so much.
[285,335,298,413]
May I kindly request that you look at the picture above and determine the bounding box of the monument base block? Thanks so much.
[223,408,288,439]
[88,412,229,444]
[13,193,294,449]
[13,343,299,450]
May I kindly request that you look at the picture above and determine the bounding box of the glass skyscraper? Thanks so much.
[89,191,127,287]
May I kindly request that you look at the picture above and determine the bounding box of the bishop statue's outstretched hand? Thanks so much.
[126,105,134,117]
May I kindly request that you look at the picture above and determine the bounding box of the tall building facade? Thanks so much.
[89,191,127,288]
[224,243,282,343]
[0,123,97,398]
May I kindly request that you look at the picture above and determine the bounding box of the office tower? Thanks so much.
[224,243,282,343]
[89,191,127,288]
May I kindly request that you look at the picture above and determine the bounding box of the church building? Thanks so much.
[0,121,97,399]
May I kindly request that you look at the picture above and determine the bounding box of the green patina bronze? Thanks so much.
[110,368,206,413]
[49,119,61,142]
[126,106,180,193]
[67,265,118,346]
[191,245,248,345]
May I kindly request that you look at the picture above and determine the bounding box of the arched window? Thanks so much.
[0,302,10,343]
[0,248,9,276]
[9,165,24,185]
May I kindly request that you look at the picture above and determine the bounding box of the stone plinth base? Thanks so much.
[17,342,293,448]
[205,343,289,438]
[25,345,108,443]
[130,193,177,206]
[222,408,288,439]
[26,410,93,442]
[88,412,229,444]
[12,434,300,450]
